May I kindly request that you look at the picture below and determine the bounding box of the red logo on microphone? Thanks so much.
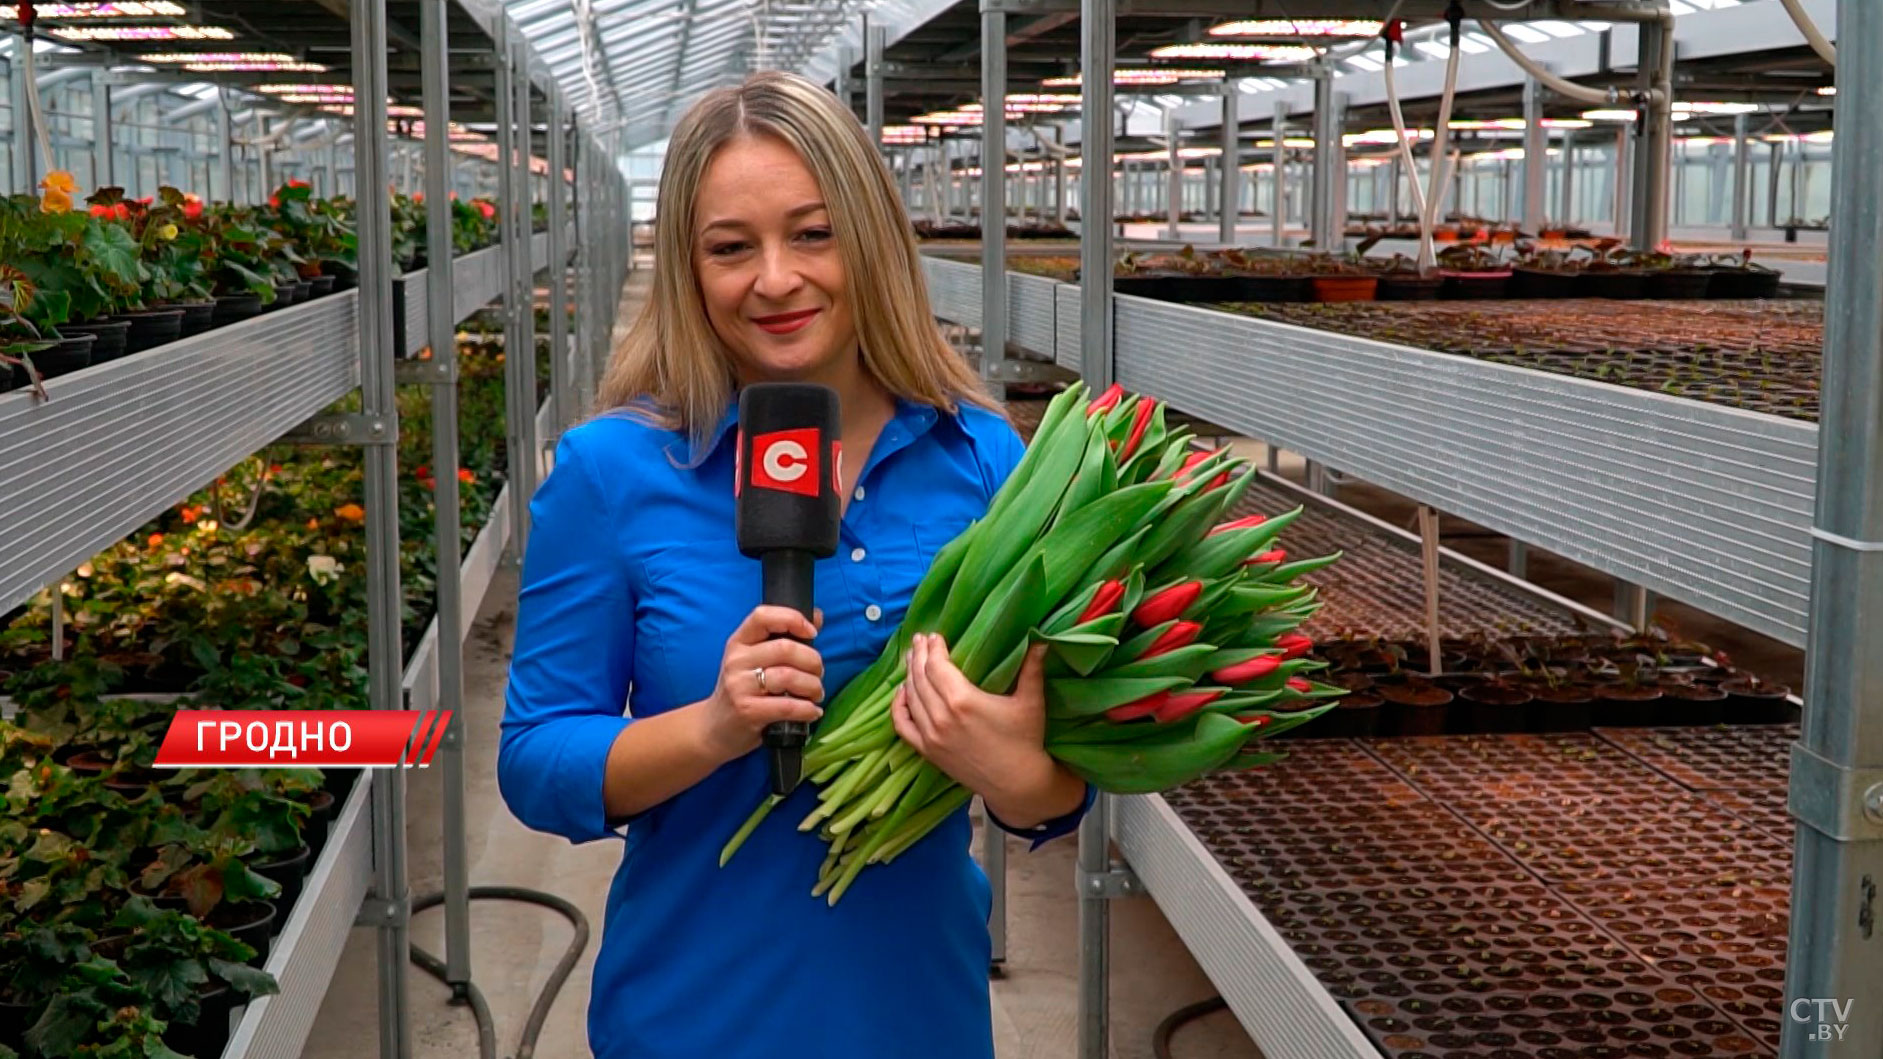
[749,428,821,497]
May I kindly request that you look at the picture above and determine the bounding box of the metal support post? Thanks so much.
[1165,110,1182,239]
[1272,102,1288,247]
[352,0,410,1052]
[834,45,852,116]
[1077,2,1117,1050]
[1558,132,1576,228]
[1054,125,1066,225]
[1310,70,1341,250]
[1508,540,1528,580]
[978,2,1009,388]
[1614,127,1633,238]
[511,38,538,543]
[90,70,112,188]
[495,30,527,562]
[1782,4,1883,1052]
[1612,581,1651,631]
[1732,114,1751,242]
[1218,84,1237,245]
[866,25,885,150]
[1522,75,1546,234]
[9,38,30,193]
[1631,15,1673,251]
[549,97,571,438]
[417,0,470,994]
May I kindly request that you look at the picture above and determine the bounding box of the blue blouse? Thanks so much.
[498,393,1092,1059]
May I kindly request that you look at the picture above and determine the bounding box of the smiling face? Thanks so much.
[692,134,857,386]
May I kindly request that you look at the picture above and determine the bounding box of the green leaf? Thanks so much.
[1045,674,1191,718]
[26,993,99,1056]
[1101,642,1219,681]
[83,221,144,285]
[1051,711,1254,794]
[129,952,208,1010]
[209,957,279,998]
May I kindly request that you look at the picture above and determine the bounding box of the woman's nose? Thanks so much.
[752,243,804,300]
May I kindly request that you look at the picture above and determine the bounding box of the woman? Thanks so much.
[497,70,1092,1058]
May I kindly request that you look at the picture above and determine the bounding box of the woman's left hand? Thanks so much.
[891,632,1060,815]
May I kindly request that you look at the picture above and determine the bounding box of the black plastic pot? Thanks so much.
[293,280,313,304]
[325,263,359,291]
[164,984,238,1059]
[1375,273,1443,301]
[121,307,186,354]
[173,300,218,338]
[1232,274,1312,302]
[213,293,265,326]
[266,283,298,311]
[1592,684,1664,726]
[1659,681,1728,726]
[1311,693,1381,739]
[303,788,338,859]
[309,274,337,297]
[0,994,43,1049]
[253,843,312,912]
[1707,267,1781,299]
[8,332,95,388]
[1578,269,1647,299]
[1439,270,1510,299]
[1460,683,1533,734]
[1646,268,1715,299]
[1510,267,1580,299]
[1720,678,1793,724]
[60,317,131,363]
[212,901,278,965]
[1528,685,1595,732]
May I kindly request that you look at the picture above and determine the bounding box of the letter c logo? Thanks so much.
[762,439,809,483]
[749,428,821,497]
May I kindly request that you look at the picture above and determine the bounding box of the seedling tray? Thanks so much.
[1213,299,1825,421]
[1162,726,1798,1057]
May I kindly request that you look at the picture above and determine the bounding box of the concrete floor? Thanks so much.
[304,565,1262,1059]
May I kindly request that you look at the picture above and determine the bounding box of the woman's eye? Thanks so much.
[798,228,832,244]
[707,241,748,257]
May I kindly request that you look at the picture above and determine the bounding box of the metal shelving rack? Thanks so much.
[878,0,1880,1055]
[921,257,1821,649]
[0,0,632,1053]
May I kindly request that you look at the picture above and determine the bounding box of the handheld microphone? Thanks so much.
[735,382,842,796]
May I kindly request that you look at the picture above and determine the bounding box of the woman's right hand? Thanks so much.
[697,605,826,762]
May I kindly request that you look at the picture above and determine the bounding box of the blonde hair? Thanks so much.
[597,70,1000,451]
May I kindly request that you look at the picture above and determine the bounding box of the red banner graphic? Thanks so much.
[152,710,453,768]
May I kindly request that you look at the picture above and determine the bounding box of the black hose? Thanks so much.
[408,886,591,1059]
[1152,995,1229,1059]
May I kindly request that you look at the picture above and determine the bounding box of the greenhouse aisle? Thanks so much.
[303,273,1263,1059]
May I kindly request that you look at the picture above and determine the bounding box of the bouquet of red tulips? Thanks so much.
[721,382,1343,903]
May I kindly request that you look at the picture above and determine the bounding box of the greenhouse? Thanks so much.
[0,0,1872,1057]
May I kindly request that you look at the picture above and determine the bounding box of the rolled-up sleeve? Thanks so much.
[498,431,636,844]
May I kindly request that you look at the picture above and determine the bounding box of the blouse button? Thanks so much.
[851,547,867,562]
[853,486,866,501]
[865,604,883,622]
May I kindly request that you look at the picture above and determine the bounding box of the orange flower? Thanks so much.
[457,468,475,484]
[39,170,76,214]
[335,503,366,521]
[181,199,204,220]
[307,517,320,530]
[269,463,283,475]
[148,533,164,548]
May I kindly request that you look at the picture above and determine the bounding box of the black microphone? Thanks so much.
[735,382,842,796]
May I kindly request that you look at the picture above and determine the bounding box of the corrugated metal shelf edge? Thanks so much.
[913,256,1818,649]
[0,292,361,617]
[1111,793,1383,1059]
[225,451,527,1059]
